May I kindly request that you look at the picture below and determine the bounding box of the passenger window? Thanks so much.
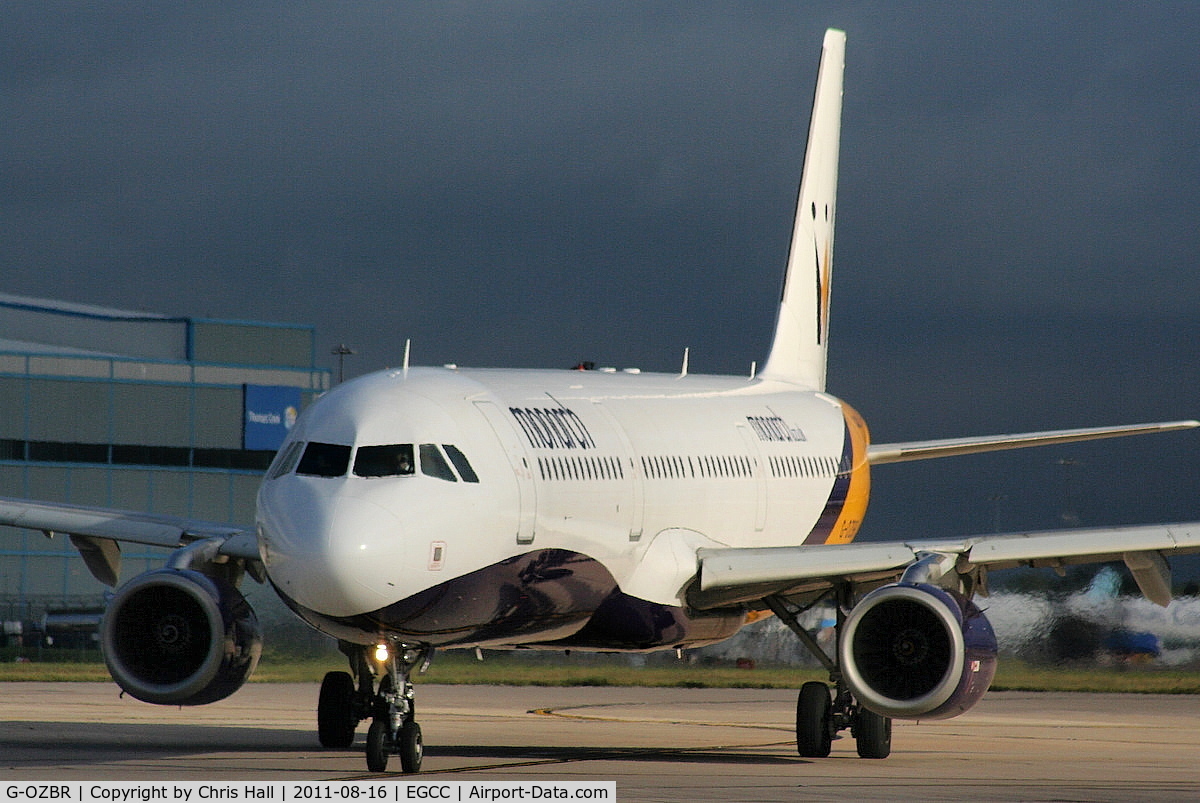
[443,444,480,483]
[420,444,457,482]
[354,444,415,478]
[268,440,305,479]
[296,442,351,477]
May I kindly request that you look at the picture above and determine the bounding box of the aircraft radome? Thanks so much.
[3,28,1198,773]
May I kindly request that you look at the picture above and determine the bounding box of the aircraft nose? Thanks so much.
[263,488,406,617]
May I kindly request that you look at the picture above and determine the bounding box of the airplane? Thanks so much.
[3,28,1200,774]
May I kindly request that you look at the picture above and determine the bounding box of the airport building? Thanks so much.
[0,292,330,635]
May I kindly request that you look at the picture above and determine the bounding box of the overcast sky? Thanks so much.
[4,2,1200,544]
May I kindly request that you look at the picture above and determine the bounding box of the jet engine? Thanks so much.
[100,568,262,706]
[839,583,997,720]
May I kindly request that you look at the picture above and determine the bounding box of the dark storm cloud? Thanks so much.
[3,4,822,369]
[4,3,1200,542]
[845,6,1200,322]
[7,3,1195,363]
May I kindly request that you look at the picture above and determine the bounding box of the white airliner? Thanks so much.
[3,28,1199,773]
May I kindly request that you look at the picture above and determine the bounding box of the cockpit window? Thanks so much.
[342,442,476,483]
[296,442,351,477]
[354,444,415,478]
[443,444,479,483]
[267,440,305,480]
[419,444,457,482]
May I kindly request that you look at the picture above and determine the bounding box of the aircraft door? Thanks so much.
[736,424,768,531]
[593,401,645,542]
[473,401,537,545]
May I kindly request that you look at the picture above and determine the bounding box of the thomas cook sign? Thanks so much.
[243,385,301,451]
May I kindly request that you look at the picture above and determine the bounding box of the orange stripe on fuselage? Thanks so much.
[824,402,870,544]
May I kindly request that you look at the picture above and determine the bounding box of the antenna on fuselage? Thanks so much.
[403,339,411,379]
[679,347,690,379]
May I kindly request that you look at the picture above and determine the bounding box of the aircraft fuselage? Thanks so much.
[256,366,870,651]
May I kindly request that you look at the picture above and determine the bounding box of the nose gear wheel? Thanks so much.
[316,640,431,773]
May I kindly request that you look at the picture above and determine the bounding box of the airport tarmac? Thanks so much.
[1,682,1198,801]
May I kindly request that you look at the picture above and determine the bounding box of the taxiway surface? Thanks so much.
[2,682,1197,801]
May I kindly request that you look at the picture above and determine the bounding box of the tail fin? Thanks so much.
[760,29,845,388]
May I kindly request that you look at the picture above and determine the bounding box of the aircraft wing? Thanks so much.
[691,522,1200,610]
[0,495,258,587]
[867,420,1199,465]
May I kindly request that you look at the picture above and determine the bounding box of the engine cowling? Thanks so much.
[100,569,262,706]
[839,582,997,720]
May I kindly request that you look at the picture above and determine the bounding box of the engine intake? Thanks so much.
[101,569,262,706]
[839,582,996,720]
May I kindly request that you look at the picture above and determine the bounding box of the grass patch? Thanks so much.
[992,659,1200,694]
[414,653,821,689]
[3,649,1199,693]
[0,662,113,682]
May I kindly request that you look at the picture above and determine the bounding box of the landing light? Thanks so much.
[374,643,389,663]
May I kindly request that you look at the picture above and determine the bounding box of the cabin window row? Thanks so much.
[640,454,757,481]
[537,455,625,482]
[271,441,479,483]
[768,454,839,480]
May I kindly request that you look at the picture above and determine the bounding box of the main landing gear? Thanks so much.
[317,640,430,773]
[766,594,892,760]
[795,679,891,759]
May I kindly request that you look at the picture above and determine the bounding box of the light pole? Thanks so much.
[331,344,356,384]
[1056,458,1082,527]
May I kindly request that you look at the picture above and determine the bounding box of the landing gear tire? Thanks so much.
[854,706,892,759]
[796,681,833,758]
[318,671,358,748]
[398,720,423,773]
[366,719,390,773]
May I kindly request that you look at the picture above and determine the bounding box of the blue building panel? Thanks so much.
[243,385,302,451]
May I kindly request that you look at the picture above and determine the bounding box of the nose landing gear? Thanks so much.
[365,665,423,773]
[317,639,431,773]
